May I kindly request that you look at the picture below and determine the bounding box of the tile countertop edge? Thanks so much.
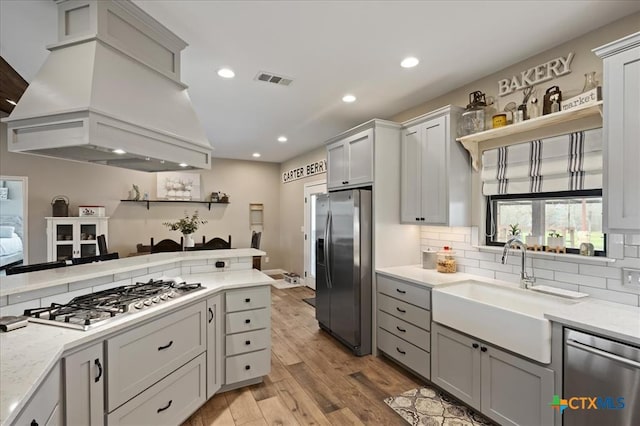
[0,270,273,426]
[0,248,266,297]
[376,265,640,346]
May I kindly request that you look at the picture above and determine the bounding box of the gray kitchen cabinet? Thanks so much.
[14,362,61,426]
[400,106,471,225]
[326,128,374,190]
[206,295,222,398]
[376,274,432,380]
[594,32,640,233]
[432,323,554,426]
[64,343,105,426]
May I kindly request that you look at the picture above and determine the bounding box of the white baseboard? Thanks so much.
[262,268,286,275]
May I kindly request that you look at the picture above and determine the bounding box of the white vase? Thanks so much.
[183,233,195,248]
[547,236,564,248]
[526,236,542,247]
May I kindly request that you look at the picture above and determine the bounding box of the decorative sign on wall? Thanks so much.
[498,52,574,96]
[282,159,327,183]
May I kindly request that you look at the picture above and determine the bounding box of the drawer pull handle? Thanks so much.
[396,307,406,313]
[208,307,214,323]
[245,319,251,324]
[472,343,479,349]
[94,359,102,383]
[396,347,406,355]
[158,341,174,351]
[396,326,406,333]
[245,365,251,370]
[481,346,487,352]
[245,298,251,303]
[157,400,173,413]
[245,340,251,345]
[31,420,38,426]
[396,289,406,294]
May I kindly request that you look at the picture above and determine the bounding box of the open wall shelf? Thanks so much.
[120,199,230,210]
[457,101,603,171]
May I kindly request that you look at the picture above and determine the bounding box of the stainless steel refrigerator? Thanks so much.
[315,189,371,356]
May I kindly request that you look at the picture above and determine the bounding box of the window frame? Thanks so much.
[485,189,606,256]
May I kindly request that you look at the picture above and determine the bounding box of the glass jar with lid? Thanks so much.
[436,246,457,273]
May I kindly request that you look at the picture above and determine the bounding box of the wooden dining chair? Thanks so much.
[150,237,183,253]
[197,235,232,250]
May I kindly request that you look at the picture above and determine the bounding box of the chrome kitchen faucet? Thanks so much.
[501,236,536,289]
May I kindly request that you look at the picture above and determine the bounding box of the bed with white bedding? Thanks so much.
[0,218,24,269]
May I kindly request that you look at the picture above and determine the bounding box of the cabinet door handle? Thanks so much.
[31,420,38,426]
[208,307,214,323]
[245,298,251,303]
[396,307,406,313]
[245,340,251,345]
[396,289,406,294]
[158,341,174,351]
[157,400,173,413]
[472,343,479,349]
[396,326,406,333]
[94,359,102,383]
[481,346,487,352]
[245,365,251,370]
[245,319,251,324]
[406,131,417,136]
[421,218,425,221]
[396,347,406,355]
[415,217,420,221]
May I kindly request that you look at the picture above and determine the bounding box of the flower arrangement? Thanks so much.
[163,211,207,234]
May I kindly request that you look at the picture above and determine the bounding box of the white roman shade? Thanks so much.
[481,129,603,196]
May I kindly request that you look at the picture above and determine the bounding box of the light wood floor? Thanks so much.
[183,286,422,425]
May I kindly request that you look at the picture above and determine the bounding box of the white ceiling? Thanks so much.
[2,1,639,164]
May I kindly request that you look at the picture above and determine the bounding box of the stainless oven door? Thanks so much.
[564,328,640,426]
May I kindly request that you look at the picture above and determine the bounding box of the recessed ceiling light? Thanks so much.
[400,57,420,68]
[217,68,235,79]
[277,136,288,143]
[5,99,17,105]
[179,163,188,167]
[342,94,356,103]
[252,153,261,158]
[112,149,126,155]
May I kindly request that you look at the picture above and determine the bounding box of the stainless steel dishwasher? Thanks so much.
[564,328,640,426]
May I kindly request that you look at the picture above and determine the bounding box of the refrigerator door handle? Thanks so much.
[324,210,332,288]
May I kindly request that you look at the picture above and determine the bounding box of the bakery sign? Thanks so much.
[282,159,327,183]
[498,52,574,96]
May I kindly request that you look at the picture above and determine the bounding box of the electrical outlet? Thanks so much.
[265,257,270,263]
[622,268,640,289]
[215,260,228,268]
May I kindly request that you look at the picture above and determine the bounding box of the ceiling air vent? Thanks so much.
[255,71,293,86]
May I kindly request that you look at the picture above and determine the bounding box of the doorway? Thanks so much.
[0,176,28,273]
[303,180,327,289]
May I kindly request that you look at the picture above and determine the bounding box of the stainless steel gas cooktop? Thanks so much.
[23,278,203,331]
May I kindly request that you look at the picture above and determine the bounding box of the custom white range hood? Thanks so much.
[2,0,212,172]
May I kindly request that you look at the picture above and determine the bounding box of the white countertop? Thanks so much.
[376,265,640,346]
[0,269,272,426]
[0,248,265,297]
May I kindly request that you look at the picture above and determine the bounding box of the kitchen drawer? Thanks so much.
[378,328,430,380]
[377,275,430,309]
[378,293,430,330]
[108,352,206,426]
[226,349,271,384]
[15,363,61,426]
[226,308,269,334]
[378,310,430,351]
[226,286,270,312]
[226,328,270,356]
[107,302,206,411]
[45,404,60,426]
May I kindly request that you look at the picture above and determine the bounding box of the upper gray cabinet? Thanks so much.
[400,106,471,225]
[326,128,374,190]
[594,32,640,233]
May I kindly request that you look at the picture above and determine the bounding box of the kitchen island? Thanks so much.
[0,249,272,426]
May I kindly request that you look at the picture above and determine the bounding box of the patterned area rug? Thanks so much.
[384,386,494,426]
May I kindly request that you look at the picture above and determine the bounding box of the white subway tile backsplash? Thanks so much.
[114,268,148,281]
[230,262,252,271]
[182,260,208,267]
[93,278,131,293]
[423,232,439,240]
[69,275,114,291]
[149,263,178,274]
[464,251,496,261]
[495,272,520,283]
[479,261,513,273]
[463,267,495,279]
[608,234,625,259]
[555,272,606,289]
[530,268,554,280]
[456,257,480,268]
[0,296,7,307]
[211,257,234,264]
[8,285,68,305]
[0,299,40,316]
[161,268,182,277]
[579,264,620,279]
[41,287,93,306]
[438,233,467,242]
[624,245,639,258]
[607,278,640,295]
[624,234,640,245]
[190,265,217,274]
[532,259,579,273]
[579,286,639,306]
[615,257,640,269]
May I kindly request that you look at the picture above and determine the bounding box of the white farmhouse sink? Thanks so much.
[432,280,580,363]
